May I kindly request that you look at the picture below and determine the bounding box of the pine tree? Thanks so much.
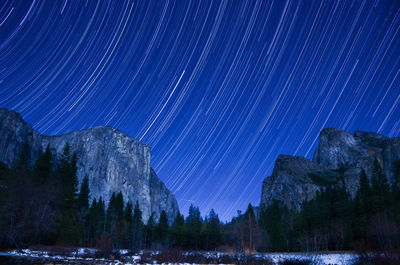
[205,209,221,250]
[185,205,202,249]
[244,204,257,251]
[57,143,78,202]
[260,200,285,251]
[58,206,82,245]
[144,215,155,249]
[76,175,90,245]
[106,193,117,232]
[123,201,133,248]
[77,175,90,211]
[115,192,124,216]
[13,143,31,185]
[33,144,52,184]
[106,192,124,231]
[290,212,306,251]
[171,212,185,248]
[131,201,144,250]
[124,201,133,223]
[155,210,169,247]
[106,192,124,247]
[97,197,106,235]
[56,143,82,245]
[87,199,98,246]
[17,143,30,169]
[355,169,372,235]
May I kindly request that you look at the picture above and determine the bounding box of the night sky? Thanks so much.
[0,0,399,221]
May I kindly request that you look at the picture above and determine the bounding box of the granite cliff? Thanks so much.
[0,109,179,223]
[261,128,400,210]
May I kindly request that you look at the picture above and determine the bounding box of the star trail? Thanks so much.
[0,0,399,220]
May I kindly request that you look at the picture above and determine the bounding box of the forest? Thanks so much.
[0,143,399,253]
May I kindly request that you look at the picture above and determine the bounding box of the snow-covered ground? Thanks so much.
[261,252,357,265]
[6,248,141,264]
[4,248,359,264]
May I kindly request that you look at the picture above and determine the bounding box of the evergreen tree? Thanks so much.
[115,192,124,219]
[260,200,285,251]
[86,197,107,248]
[77,175,90,245]
[77,175,90,211]
[330,186,353,250]
[87,199,98,246]
[58,205,82,245]
[57,143,78,202]
[144,215,155,249]
[106,192,124,247]
[13,143,31,185]
[56,143,82,245]
[244,204,258,252]
[106,193,117,232]
[123,201,133,248]
[171,212,185,248]
[131,201,144,250]
[17,143,30,169]
[155,210,169,247]
[185,205,202,249]
[354,169,372,241]
[205,209,221,250]
[290,211,306,251]
[124,201,133,223]
[33,144,52,184]
[97,197,106,235]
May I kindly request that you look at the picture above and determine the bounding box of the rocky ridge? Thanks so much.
[261,128,400,210]
[0,109,179,223]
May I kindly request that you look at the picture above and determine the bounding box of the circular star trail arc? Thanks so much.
[0,0,399,221]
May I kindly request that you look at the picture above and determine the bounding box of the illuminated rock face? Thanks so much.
[0,109,179,223]
[261,128,400,211]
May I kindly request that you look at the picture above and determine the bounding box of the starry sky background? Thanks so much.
[0,0,399,221]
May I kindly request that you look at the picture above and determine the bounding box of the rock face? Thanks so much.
[261,128,400,211]
[0,109,179,223]
[261,155,325,210]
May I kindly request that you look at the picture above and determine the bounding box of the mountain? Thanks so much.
[0,109,179,223]
[261,128,400,210]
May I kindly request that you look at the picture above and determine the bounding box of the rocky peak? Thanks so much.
[261,128,399,211]
[312,128,366,169]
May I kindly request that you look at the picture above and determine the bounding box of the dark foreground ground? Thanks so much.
[0,256,87,265]
[1,248,400,265]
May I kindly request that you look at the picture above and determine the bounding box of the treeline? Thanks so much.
[1,143,399,253]
[0,143,225,251]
